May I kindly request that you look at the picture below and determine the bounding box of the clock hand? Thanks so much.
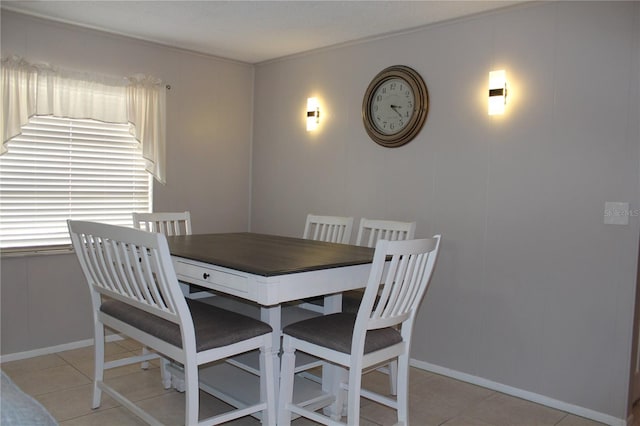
[389,104,403,118]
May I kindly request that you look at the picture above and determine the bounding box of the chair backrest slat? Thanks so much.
[110,237,136,299]
[303,214,354,244]
[132,211,192,236]
[69,220,187,324]
[356,218,416,248]
[356,236,441,336]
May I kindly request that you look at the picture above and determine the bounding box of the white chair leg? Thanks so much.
[160,358,172,389]
[92,322,105,409]
[346,365,363,426]
[171,364,186,392]
[332,366,348,420]
[184,362,199,426]
[388,360,398,396]
[140,346,150,369]
[396,353,410,425]
[277,340,296,426]
[259,344,276,425]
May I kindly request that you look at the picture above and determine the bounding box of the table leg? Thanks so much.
[260,305,282,397]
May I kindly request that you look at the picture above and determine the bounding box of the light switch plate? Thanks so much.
[604,202,629,225]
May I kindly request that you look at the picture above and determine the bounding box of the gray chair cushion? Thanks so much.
[100,299,271,352]
[283,313,402,354]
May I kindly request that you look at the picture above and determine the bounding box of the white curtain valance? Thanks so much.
[1,56,166,183]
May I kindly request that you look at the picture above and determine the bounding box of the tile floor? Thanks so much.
[0,339,628,425]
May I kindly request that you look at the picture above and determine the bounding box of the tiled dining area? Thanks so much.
[1,337,614,426]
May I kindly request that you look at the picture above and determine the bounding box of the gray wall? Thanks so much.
[251,1,640,421]
[0,11,254,353]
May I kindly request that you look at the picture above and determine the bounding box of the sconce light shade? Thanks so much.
[488,70,507,115]
[306,97,320,131]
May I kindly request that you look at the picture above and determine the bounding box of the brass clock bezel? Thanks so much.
[362,65,429,148]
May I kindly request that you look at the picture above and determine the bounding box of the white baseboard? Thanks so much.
[410,359,627,426]
[0,334,124,364]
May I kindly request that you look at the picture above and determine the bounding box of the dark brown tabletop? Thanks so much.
[166,232,375,277]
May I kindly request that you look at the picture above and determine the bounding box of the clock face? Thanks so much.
[362,65,429,148]
[370,78,415,135]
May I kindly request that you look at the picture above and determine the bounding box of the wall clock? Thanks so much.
[362,65,429,148]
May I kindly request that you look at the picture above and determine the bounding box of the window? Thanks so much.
[0,116,152,250]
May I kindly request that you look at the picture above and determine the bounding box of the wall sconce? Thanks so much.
[306,97,320,131]
[488,70,507,115]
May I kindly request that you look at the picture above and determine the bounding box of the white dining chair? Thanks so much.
[299,214,355,313]
[133,211,212,300]
[343,218,417,396]
[303,214,354,244]
[68,220,276,425]
[278,236,441,426]
[355,218,416,248]
[343,218,417,313]
[132,211,192,236]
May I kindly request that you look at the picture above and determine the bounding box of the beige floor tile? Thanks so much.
[72,350,161,380]
[356,419,383,426]
[285,412,381,425]
[59,406,147,426]
[359,401,404,426]
[361,397,452,426]
[289,417,322,425]
[441,414,497,425]
[555,414,607,426]
[135,389,238,424]
[274,400,383,425]
[408,366,436,384]
[114,339,166,367]
[412,373,495,408]
[57,342,131,366]
[400,373,495,425]
[461,393,567,426]
[34,382,119,422]
[0,353,68,374]
[135,389,299,425]
[350,366,435,397]
[361,370,397,396]
[227,417,261,425]
[114,337,145,351]
[342,369,494,426]
[5,364,91,396]
[358,368,448,425]
[102,368,173,402]
[134,391,194,425]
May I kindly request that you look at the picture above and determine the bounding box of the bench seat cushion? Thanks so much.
[100,298,271,352]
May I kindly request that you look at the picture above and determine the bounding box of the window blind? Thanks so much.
[0,116,152,249]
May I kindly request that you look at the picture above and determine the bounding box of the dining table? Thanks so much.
[165,232,375,417]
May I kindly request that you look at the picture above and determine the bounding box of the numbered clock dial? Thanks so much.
[370,78,415,135]
[362,65,429,148]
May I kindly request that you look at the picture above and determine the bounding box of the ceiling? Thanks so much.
[2,1,525,64]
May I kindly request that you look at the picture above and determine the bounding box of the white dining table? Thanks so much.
[165,232,375,417]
